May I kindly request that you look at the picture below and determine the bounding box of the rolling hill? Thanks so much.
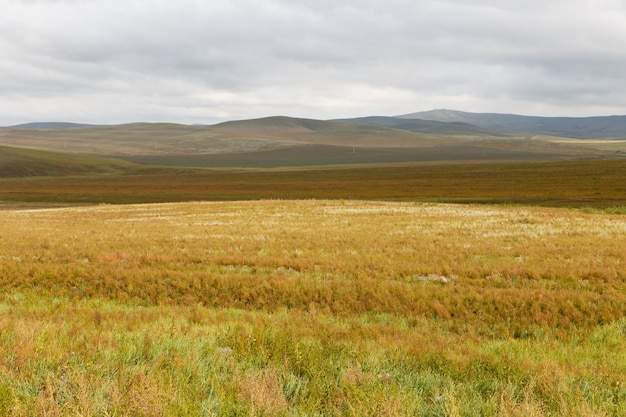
[398,109,626,139]
[1,113,624,172]
[122,143,575,168]
[9,122,97,129]
[0,145,142,177]
[208,116,470,147]
[0,117,466,157]
[333,116,509,137]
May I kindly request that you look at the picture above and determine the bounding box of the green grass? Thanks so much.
[2,293,624,416]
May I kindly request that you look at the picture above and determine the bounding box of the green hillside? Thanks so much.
[0,145,141,178]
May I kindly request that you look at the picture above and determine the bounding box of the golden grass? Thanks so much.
[1,201,624,327]
[0,200,625,415]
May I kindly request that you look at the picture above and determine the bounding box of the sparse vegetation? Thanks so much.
[1,200,625,415]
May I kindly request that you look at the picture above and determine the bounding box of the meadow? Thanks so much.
[0,200,625,416]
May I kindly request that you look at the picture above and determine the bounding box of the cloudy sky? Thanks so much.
[2,0,626,125]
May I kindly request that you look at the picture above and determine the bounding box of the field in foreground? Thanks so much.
[0,200,625,416]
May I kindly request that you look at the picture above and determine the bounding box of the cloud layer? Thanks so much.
[2,0,626,124]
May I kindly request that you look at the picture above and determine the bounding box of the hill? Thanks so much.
[334,116,509,137]
[0,123,233,155]
[0,117,467,157]
[208,116,461,147]
[0,145,142,178]
[0,115,622,170]
[9,122,97,129]
[398,109,626,138]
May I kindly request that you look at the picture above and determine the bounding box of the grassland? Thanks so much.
[0,200,625,416]
[0,146,141,178]
[2,119,626,415]
[0,119,454,157]
[540,137,626,153]
[2,159,626,208]
[119,143,569,168]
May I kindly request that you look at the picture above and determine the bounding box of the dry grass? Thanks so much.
[1,200,624,329]
[0,200,625,415]
[239,369,289,415]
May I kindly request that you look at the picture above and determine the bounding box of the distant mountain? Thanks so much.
[212,115,340,132]
[208,116,461,147]
[0,117,460,158]
[334,116,509,137]
[397,109,626,139]
[9,122,96,129]
[0,115,619,170]
[12,110,626,139]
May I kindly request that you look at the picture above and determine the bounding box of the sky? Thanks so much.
[2,0,626,125]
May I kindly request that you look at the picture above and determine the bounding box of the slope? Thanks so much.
[333,116,509,137]
[208,116,461,147]
[9,122,97,129]
[0,117,468,158]
[399,109,626,138]
[0,145,142,178]
[1,116,618,169]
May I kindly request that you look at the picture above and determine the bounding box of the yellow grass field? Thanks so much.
[1,200,625,416]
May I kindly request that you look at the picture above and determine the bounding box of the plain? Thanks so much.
[0,200,625,416]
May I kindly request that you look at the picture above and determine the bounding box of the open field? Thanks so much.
[0,200,625,415]
[2,159,626,208]
[119,143,569,168]
[2,120,626,415]
[540,137,626,153]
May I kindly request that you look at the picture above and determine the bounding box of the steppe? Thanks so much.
[1,114,625,415]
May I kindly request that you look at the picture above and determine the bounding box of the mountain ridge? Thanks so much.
[1,112,623,174]
[333,116,510,137]
[9,122,98,129]
[396,109,626,138]
[7,109,626,139]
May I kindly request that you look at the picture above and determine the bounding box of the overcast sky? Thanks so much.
[2,0,626,125]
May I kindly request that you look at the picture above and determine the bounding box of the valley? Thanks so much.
[1,111,625,415]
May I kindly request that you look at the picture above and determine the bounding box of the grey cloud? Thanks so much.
[1,0,626,124]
